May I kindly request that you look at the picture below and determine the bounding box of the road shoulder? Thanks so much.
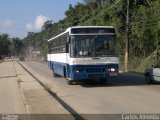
[13,61,74,119]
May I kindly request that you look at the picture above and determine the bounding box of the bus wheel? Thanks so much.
[64,67,66,77]
[100,79,107,84]
[52,69,58,78]
[67,79,73,85]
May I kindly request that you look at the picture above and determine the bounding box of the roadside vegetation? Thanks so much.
[0,34,24,57]
[0,0,160,72]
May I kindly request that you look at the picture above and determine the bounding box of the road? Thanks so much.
[1,59,160,120]
[23,60,160,116]
[0,60,27,114]
[0,60,73,120]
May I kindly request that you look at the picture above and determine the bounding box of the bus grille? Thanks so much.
[88,74,104,78]
[87,68,102,73]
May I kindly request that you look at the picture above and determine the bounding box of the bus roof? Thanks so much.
[48,26,115,42]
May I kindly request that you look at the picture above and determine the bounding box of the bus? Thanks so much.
[47,26,119,85]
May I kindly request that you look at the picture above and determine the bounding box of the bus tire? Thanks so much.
[67,79,73,85]
[64,67,66,77]
[100,79,107,84]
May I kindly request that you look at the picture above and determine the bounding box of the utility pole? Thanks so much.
[124,0,129,72]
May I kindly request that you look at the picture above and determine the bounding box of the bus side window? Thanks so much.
[66,36,70,53]
[48,42,51,53]
[104,40,109,50]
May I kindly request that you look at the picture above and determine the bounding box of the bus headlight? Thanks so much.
[73,69,83,73]
[74,70,80,73]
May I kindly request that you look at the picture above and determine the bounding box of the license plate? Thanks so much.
[110,73,118,76]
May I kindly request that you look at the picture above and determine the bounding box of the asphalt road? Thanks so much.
[24,60,160,115]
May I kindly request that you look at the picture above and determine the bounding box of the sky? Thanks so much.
[0,0,83,39]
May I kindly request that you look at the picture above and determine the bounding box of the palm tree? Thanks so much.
[12,38,23,57]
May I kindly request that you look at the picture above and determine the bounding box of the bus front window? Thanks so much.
[70,35,116,58]
[94,35,116,57]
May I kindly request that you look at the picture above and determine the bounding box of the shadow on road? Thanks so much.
[80,73,160,88]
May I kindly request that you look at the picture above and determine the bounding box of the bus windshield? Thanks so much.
[70,35,117,58]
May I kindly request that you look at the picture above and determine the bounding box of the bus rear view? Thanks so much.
[47,26,119,85]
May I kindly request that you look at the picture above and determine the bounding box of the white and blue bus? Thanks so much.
[47,26,119,85]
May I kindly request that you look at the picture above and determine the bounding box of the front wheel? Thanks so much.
[100,79,107,84]
[67,79,73,85]
[145,74,152,84]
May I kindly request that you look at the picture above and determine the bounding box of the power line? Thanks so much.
[146,0,152,8]
[130,17,160,24]
[131,26,160,31]
[84,0,122,24]
[71,0,122,25]
[118,22,160,32]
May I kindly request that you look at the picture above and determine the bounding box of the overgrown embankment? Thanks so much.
[22,0,160,72]
[128,51,157,73]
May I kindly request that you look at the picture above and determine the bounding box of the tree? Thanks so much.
[12,38,23,57]
[0,33,11,56]
[42,20,53,31]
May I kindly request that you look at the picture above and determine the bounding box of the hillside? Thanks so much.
[22,0,160,72]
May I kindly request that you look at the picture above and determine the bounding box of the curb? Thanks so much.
[120,72,145,79]
[18,61,83,120]
[0,60,4,63]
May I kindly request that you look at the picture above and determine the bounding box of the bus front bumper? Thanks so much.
[69,72,119,81]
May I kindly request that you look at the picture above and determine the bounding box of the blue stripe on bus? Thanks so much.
[48,61,119,80]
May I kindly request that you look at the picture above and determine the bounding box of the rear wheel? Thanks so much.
[64,67,66,77]
[52,69,58,78]
[145,74,152,84]
[67,79,73,85]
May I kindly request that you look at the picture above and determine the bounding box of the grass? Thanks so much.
[119,51,158,73]
[128,51,157,73]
